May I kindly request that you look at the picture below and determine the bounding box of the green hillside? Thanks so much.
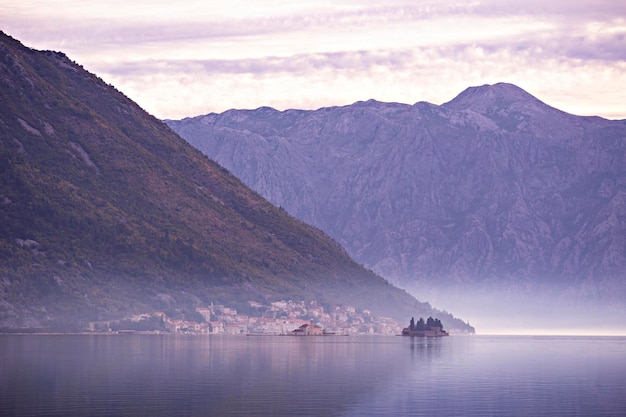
[0,32,472,331]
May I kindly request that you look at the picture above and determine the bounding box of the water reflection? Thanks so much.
[1,335,625,417]
[1,335,412,417]
[345,336,626,417]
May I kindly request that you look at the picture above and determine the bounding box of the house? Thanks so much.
[291,320,324,336]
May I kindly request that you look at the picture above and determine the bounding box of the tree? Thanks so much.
[426,316,435,330]
[416,317,426,331]
[434,318,443,330]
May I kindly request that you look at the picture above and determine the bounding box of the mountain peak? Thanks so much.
[442,82,547,113]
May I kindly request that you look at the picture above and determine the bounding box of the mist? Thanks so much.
[404,281,626,336]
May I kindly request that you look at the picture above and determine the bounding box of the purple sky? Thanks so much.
[2,0,625,119]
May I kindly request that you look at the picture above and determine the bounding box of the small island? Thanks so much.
[401,316,449,337]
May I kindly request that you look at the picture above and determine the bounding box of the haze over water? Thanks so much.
[2,334,625,416]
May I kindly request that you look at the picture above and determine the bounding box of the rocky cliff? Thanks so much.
[168,83,626,331]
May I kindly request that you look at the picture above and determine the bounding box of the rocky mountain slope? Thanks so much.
[168,83,626,331]
[0,32,472,332]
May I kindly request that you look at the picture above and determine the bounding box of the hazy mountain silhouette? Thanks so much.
[0,32,473,331]
[168,83,626,332]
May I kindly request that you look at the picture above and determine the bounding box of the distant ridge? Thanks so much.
[168,82,626,331]
[0,31,472,332]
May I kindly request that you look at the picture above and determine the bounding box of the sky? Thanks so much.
[1,0,625,120]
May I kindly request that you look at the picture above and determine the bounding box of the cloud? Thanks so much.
[100,49,417,79]
[1,0,624,119]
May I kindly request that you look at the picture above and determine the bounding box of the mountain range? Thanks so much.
[167,83,626,332]
[0,31,473,332]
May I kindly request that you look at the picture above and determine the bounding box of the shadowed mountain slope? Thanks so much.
[0,32,472,331]
[168,83,626,332]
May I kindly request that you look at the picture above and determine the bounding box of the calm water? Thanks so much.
[1,334,625,417]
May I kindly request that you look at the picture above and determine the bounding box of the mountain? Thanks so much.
[167,83,626,332]
[0,32,473,332]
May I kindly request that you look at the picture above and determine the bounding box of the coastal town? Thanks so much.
[88,300,402,335]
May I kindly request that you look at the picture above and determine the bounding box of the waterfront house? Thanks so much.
[292,320,324,336]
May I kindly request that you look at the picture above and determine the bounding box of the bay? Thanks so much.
[1,334,625,416]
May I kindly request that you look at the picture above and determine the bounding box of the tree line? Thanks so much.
[408,316,443,331]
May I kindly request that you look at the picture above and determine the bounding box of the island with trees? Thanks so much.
[401,316,449,337]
